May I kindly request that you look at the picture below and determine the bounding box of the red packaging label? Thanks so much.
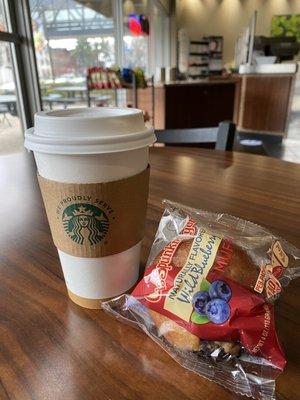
[271,265,284,279]
[133,218,286,370]
[254,264,267,293]
[266,274,282,299]
[254,240,286,295]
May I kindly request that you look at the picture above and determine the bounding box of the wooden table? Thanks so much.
[0,148,299,400]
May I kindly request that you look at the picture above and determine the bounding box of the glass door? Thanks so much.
[0,0,40,155]
[0,41,23,155]
[0,1,23,154]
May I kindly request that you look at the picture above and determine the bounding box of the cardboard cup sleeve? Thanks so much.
[38,166,150,258]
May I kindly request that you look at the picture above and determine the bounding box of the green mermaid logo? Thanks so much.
[62,203,109,245]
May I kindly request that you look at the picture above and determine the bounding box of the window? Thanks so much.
[123,0,149,72]
[152,3,169,68]
[0,0,170,152]
[30,0,116,87]
[0,0,8,32]
[0,41,23,154]
[0,1,38,155]
[28,0,170,111]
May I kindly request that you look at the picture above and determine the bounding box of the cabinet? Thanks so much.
[163,81,236,129]
[237,74,295,135]
[130,79,238,130]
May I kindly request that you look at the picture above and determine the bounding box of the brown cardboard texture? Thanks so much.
[38,166,149,258]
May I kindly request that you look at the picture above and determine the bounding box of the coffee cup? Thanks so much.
[24,107,155,309]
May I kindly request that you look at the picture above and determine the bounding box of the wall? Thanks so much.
[123,0,170,15]
[176,0,300,63]
[123,0,148,14]
[157,0,171,14]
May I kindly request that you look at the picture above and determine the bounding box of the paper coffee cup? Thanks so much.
[24,107,156,309]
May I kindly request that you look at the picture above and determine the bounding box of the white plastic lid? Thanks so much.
[24,107,156,155]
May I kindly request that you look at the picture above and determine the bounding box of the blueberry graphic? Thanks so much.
[209,280,232,302]
[192,291,210,316]
[205,299,230,324]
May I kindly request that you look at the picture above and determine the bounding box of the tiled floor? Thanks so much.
[278,138,300,163]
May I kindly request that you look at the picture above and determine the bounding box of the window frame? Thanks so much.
[0,0,171,127]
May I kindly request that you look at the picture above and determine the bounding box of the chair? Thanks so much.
[0,104,11,126]
[155,121,236,151]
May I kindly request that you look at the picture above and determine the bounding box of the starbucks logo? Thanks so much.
[62,203,109,245]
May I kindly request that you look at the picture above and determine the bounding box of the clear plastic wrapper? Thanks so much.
[102,200,300,399]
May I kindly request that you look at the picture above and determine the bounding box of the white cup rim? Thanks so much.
[24,107,156,155]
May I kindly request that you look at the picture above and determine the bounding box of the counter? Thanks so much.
[132,73,295,136]
[236,73,296,136]
[134,78,238,130]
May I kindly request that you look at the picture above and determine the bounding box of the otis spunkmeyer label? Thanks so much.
[38,166,150,258]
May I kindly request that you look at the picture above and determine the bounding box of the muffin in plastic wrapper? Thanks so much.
[102,200,300,399]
